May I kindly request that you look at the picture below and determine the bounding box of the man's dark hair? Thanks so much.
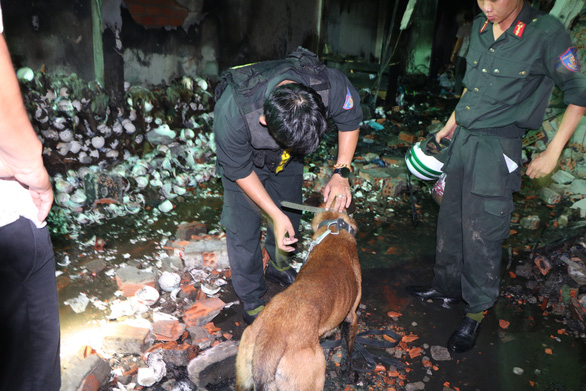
[263,83,330,155]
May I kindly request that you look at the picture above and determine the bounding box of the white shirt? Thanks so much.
[0,6,46,229]
[0,179,46,228]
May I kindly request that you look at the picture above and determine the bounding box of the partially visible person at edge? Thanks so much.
[0,5,61,391]
[213,48,362,325]
[451,11,474,97]
[407,0,586,353]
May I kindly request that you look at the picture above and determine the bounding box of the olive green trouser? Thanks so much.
[432,126,522,313]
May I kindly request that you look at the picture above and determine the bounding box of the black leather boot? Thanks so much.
[447,317,481,353]
[265,261,297,287]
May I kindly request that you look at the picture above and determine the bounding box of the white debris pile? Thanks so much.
[17,70,219,233]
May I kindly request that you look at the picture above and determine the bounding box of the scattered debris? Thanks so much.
[19,56,585,389]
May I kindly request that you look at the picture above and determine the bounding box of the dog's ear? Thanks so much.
[346,199,356,215]
[305,193,323,208]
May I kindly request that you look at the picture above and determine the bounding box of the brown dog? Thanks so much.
[235,210,361,391]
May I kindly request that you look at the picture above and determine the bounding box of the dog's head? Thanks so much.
[311,209,357,236]
[304,193,357,235]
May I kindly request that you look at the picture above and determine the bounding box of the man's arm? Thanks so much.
[526,104,586,179]
[323,128,359,211]
[435,89,467,143]
[0,35,53,221]
[236,172,298,252]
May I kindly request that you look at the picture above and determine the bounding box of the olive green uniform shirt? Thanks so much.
[456,3,586,131]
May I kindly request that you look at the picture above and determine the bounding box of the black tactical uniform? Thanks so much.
[433,4,586,314]
[213,49,362,312]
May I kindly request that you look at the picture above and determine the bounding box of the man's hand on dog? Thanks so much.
[324,175,352,212]
[274,213,298,252]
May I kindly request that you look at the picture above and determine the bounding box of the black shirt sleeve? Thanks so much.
[326,68,363,131]
[213,86,255,181]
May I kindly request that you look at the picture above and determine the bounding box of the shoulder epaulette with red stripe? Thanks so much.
[513,21,526,37]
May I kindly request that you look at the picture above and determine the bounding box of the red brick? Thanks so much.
[171,8,189,18]
[169,16,185,26]
[159,7,173,17]
[176,221,207,241]
[115,277,156,297]
[180,283,198,300]
[140,15,156,26]
[202,252,218,268]
[155,16,171,26]
[153,320,186,341]
[146,6,161,15]
[79,373,99,391]
[399,131,416,144]
[128,4,146,16]
[183,298,225,327]
[162,341,197,366]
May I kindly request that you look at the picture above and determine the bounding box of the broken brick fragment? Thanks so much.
[408,347,421,358]
[101,324,152,354]
[176,221,207,241]
[399,131,416,144]
[153,320,186,341]
[401,333,419,343]
[162,341,197,366]
[183,298,225,327]
[534,256,551,276]
[79,373,100,391]
[180,283,199,300]
[115,266,157,297]
[202,252,218,268]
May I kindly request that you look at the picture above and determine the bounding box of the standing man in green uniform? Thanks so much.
[407,0,586,352]
[214,48,362,324]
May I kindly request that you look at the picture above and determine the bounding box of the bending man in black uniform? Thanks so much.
[407,0,586,352]
[213,48,362,324]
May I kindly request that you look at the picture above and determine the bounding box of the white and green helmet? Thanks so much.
[405,141,444,180]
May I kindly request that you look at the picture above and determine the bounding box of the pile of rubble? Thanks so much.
[18,69,218,237]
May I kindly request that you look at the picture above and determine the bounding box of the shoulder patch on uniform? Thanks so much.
[343,87,354,110]
[560,47,579,72]
[513,21,525,37]
[480,20,489,33]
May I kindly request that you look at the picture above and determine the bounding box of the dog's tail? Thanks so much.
[236,326,287,390]
[235,327,255,391]
[251,332,287,389]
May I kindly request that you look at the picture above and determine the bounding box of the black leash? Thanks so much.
[321,328,405,372]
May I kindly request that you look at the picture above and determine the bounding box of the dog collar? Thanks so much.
[317,218,356,236]
[303,218,355,263]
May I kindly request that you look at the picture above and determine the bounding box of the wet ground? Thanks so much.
[52,169,586,390]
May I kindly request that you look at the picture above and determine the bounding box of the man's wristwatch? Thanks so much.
[333,163,352,179]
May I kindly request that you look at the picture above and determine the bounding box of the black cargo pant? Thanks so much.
[432,126,523,313]
[221,160,303,311]
[0,217,61,391]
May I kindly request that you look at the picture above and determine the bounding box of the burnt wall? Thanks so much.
[1,0,320,97]
[2,0,95,81]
